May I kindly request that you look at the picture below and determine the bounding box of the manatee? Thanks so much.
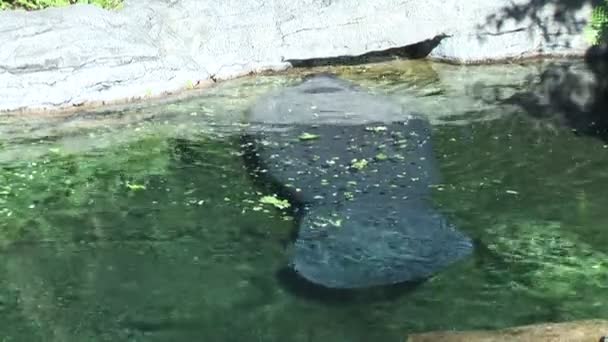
[244,73,473,289]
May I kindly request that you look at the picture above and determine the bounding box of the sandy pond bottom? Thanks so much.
[0,59,607,341]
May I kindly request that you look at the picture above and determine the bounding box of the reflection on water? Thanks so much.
[1,59,607,341]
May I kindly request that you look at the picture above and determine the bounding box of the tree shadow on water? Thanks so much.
[473,0,608,142]
[502,52,608,142]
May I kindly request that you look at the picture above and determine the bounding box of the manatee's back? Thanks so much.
[246,119,439,205]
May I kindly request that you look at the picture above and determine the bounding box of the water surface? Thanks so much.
[1,59,607,341]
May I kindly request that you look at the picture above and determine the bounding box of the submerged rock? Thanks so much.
[244,74,473,288]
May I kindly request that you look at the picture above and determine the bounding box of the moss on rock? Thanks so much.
[0,0,122,11]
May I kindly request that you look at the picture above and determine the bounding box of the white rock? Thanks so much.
[0,0,594,112]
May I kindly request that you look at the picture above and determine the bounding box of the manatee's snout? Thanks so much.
[291,205,474,289]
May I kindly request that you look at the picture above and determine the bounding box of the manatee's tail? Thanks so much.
[290,203,473,289]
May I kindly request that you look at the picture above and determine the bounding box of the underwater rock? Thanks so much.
[407,319,608,342]
[244,74,473,288]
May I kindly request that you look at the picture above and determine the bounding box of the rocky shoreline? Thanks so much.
[0,0,594,114]
[408,319,608,342]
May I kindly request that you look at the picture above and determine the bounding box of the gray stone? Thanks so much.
[0,4,204,112]
[122,0,291,80]
[0,0,294,113]
[0,0,594,113]
[244,75,473,288]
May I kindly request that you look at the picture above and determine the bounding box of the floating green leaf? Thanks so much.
[259,195,291,210]
[350,158,368,170]
[311,215,343,228]
[365,126,387,133]
[375,153,388,161]
[126,182,146,191]
[298,132,320,141]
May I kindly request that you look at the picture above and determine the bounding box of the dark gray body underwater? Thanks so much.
[244,74,473,289]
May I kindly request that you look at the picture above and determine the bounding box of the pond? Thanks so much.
[1,59,607,341]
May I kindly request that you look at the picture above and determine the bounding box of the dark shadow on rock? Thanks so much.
[275,267,426,305]
[480,0,602,40]
[287,35,448,67]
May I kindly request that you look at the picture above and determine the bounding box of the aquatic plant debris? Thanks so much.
[298,132,320,141]
[259,195,291,210]
[365,126,388,132]
[375,153,388,161]
[126,182,146,191]
[350,158,369,170]
[312,215,343,228]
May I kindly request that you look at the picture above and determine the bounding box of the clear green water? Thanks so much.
[1,60,607,341]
